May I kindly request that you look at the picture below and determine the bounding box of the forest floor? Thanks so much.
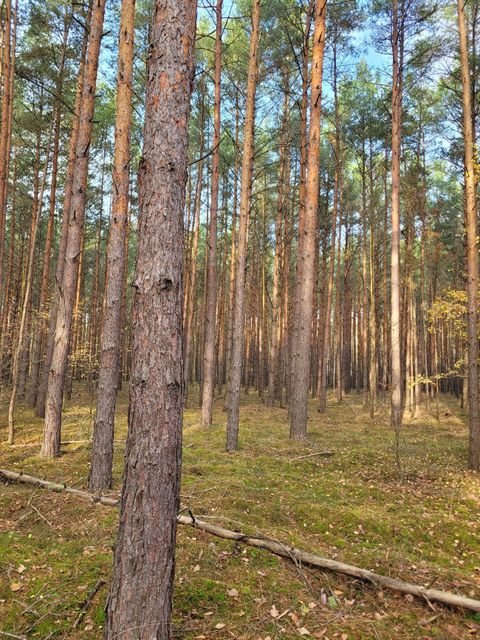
[1,388,480,640]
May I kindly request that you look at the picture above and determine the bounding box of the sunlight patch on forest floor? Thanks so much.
[1,388,479,639]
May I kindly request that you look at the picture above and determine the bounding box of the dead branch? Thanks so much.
[288,450,335,462]
[73,579,106,628]
[2,468,480,613]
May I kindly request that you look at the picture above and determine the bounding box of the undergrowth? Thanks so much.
[0,387,479,639]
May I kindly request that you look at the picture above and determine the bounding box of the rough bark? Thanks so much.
[89,0,135,491]
[42,0,106,458]
[289,0,327,439]
[36,3,92,418]
[458,0,480,471]
[105,0,197,637]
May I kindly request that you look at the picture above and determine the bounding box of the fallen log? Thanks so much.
[2,467,480,613]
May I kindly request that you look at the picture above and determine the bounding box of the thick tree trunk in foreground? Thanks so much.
[390,0,404,460]
[89,0,135,491]
[42,0,106,458]
[226,0,261,452]
[201,0,222,427]
[105,1,197,637]
[290,0,327,440]
[458,0,480,471]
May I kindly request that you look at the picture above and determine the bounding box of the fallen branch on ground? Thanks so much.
[73,579,106,628]
[5,440,126,449]
[0,631,27,640]
[2,468,480,613]
[0,469,120,506]
[288,451,335,462]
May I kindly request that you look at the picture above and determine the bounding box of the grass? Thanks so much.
[1,386,480,639]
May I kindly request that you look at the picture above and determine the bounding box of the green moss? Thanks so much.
[175,578,228,613]
[0,388,479,639]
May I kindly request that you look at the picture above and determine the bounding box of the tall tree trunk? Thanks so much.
[390,0,404,463]
[36,3,92,418]
[268,76,289,407]
[201,0,222,427]
[0,152,16,374]
[215,177,229,392]
[361,147,369,406]
[42,0,106,458]
[369,219,377,418]
[225,0,261,452]
[183,81,206,399]
[105,1,196,636]
[318,45,339,413]
[298,0,314,218]
[8,121,53,443]
[89,0,135,491]
[458,0,480,471]
[0,0,17,352]
[224,95,240,410]
[28,17,70,408]
[317,163,337,412]
[290,0,327,440]
[382,146,389,401]
[0,0,12,323]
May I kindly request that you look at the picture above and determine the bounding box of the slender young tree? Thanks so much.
[290,0,327,439]
[201,0,222,427]
[42,0,107,457]
[226,0,261,452]
[457,0,480,471]
[105,1,197,637]
[89,0,135,491]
